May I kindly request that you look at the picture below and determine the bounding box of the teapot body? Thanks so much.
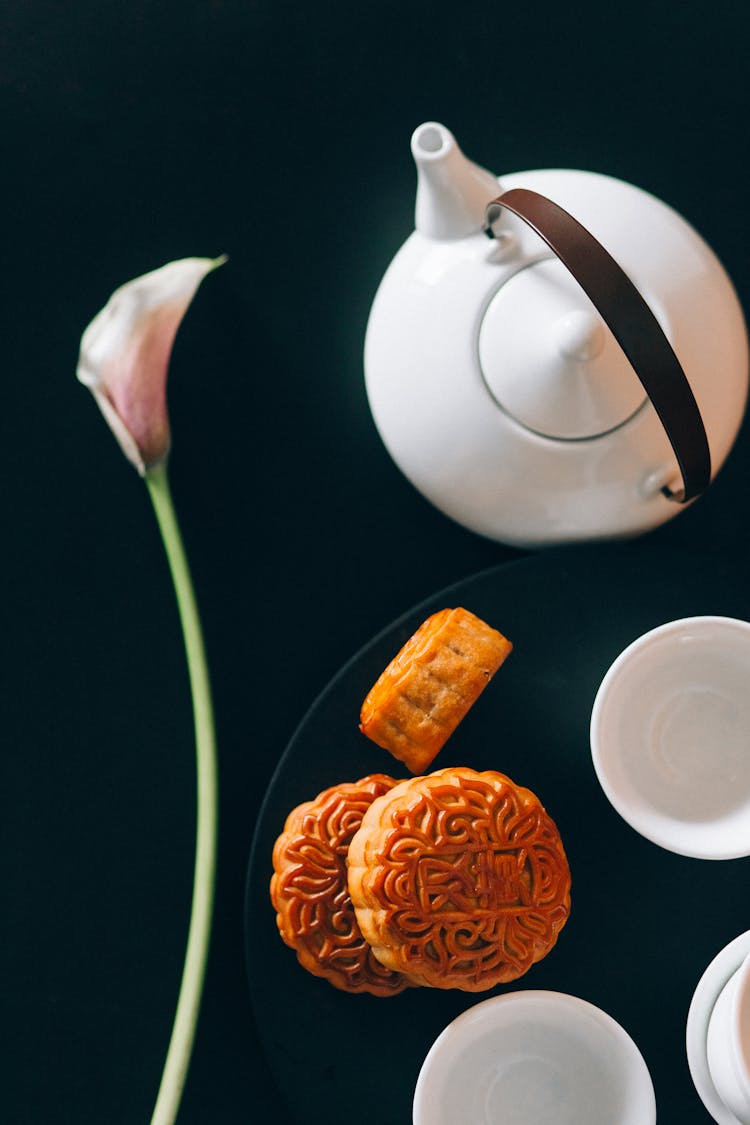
[365,165,748,547]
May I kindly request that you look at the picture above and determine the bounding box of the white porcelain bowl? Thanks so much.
[412,991,656,1125]
[687,930,750,1125]
[707,952,750,1124]
[591,616,750,859]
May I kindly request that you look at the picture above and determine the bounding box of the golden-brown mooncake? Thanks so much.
[359,607,512,774]
[270,774,410,996]
[347,766,570,991]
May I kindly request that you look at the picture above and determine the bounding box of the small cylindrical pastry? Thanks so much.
[360,607,512,773]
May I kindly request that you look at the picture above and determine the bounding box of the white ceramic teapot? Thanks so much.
[364,121,749,546]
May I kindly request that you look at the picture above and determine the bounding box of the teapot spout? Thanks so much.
[411,122,500,240]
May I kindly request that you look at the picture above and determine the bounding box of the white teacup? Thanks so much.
[688,933,750,1125]
[413,991,656,1125]
[707,953,750,1124]
[590,616,750,859]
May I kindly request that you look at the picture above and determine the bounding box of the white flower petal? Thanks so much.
[77,255,226,473]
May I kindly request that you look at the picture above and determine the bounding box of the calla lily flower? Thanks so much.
[77,256,224,1125]
[77,256,226,474]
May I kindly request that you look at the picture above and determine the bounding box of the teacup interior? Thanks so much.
[414,993,654,1125]
[593,617,750,858]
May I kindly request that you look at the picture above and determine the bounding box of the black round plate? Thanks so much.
[246,542,748,1124]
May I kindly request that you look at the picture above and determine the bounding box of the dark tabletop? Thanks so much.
[4,1,750,1122]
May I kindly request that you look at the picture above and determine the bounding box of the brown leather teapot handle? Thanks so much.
[485,188,711,503]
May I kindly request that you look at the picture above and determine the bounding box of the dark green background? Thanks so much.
[3,1,750,1121]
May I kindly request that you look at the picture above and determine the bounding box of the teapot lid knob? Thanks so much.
[554,310,605,362]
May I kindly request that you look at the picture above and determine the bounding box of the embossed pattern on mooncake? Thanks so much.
[270,774,410,996]
[346,767,571,991]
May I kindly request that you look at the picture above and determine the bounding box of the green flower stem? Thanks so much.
[145,461,218,1125]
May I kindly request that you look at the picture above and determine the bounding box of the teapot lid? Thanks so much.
[479,257,647,439]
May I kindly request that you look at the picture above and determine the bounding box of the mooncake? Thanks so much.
[270,774,410,996]
[359,607,512,773]
[347,766,570,991]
